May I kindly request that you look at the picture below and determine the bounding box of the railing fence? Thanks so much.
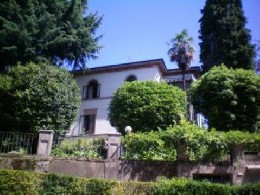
[51,134,107,159]
[0,131,38,154]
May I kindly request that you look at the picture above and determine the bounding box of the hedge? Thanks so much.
[122,121,260,162]
[0,170,260,195]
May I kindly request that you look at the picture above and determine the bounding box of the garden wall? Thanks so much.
[0,154,259,184]
[47,159,177,182]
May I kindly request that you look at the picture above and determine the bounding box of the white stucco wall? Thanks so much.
[76,66,161,98]
[69,66,162,135]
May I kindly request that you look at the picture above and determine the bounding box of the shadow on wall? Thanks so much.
[243,166,260,183]
[119,160,177,181]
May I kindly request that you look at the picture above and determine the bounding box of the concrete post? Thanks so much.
[230,144,245,166]
[176,141,188,177]
[37,130,54,158]
[106,134,121,160]
[177,143,188,162]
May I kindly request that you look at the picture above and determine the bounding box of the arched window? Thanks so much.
[83,80,100,99]
[125,75,137,82]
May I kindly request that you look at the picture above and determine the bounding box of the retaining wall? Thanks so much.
[0,154,259,184]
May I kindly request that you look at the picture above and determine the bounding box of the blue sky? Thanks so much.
[88,0,260,69]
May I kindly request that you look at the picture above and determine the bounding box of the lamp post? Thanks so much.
[124,126,132,134]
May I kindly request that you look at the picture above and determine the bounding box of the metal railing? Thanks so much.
[0,131,38,155]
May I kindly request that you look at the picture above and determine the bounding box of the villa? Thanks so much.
[68,58,201,136]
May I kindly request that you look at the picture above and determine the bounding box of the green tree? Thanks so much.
[168,29,195,91]
[0,62,81,133]
[199,0,255,72]
[0,0,102,72]
[255,40,260,73]
[189,65,260,132]
[108,81,187,134]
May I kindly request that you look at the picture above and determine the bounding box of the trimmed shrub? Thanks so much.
[109,81,187,134]
[0,170,40,194]
[121,182,155,195]
[154,178,237,195]
[39,174,121,194]
[0,62,80,133]
[0,170,260,194]
[189,65,259,132]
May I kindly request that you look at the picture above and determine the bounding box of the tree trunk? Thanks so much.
[182,69,186,91]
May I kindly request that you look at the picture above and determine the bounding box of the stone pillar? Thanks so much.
[177,143,188,162]
[106,134,121,160]
[230,144,245,166]
[37,130,54,158]
[176,141,189,177]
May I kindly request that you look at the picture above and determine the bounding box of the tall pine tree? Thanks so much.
[199,0,255,72]
[0,0,102,71]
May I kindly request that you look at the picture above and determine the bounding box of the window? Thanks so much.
[80,109,97,134]
[83,114,96,134]
[125,75,137,82]
[83,80,100,99]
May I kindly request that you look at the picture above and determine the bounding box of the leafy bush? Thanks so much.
[39,173,121,194]
[109,81,187,134]
[166,121,210,161]
[0,170,40,194]
[51,137,106,159]
[1,170,260,195]
[121,131,176,161]
[121,182,155,195]
[154,178,236,195]
[0,62,80,133]
[189,65,260,132]
[122,121,260,162]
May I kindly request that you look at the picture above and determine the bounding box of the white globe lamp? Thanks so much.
[124,126,132,134]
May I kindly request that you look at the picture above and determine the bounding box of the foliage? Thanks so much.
[51,137,106,159]
[168,29,195,71]
[40,173,120,195]
[121,131,176,161]
[189,65,260,132]
[0,0,102,71]
[0,169,40,194]
[0,132,38,155]
[0,62,80,133]
[154,177,240,195]
[166,121,213,161]
[1,170,260,195]
[122,121,260,162]
[199,0,255,72]
[108,81,187,134]
[168,29,195,91]
[121,182,155,195]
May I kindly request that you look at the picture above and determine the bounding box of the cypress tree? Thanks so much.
[0,0,102,71]
[199,0,255,72]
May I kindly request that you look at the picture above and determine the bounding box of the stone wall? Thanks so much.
[0,155,259,184]
[47,159,177,181]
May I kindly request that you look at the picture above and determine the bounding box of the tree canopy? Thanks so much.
[168,30,195,72]
[0,0,102,72]
[0,62,81,133]
[199,0,255,72]
[108,81,187,134]
[189,65,259,132]
[168,29,195,90]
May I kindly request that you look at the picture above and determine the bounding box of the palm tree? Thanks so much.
[168,29,195,91]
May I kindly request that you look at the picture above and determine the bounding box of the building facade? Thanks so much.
[68,59,200,136]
